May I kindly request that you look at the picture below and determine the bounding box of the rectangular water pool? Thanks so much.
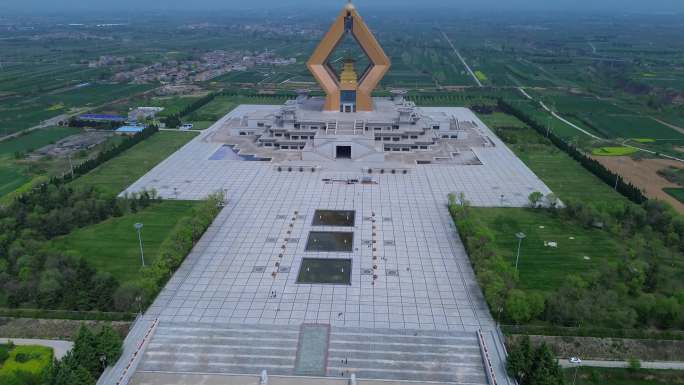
[305,231,353,252]
[312,210,355,227]
[297,258,351,285]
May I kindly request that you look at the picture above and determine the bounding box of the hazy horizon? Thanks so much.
[1,0,684,14]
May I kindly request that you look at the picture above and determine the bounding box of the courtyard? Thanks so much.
[107,104,551,385]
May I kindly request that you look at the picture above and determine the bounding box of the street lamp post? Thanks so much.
[515,232,526,271]
[134,222,145,266]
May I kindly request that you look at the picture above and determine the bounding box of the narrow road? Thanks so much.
[441,30,482,87]
[588,41,597,54]
[652,117,684,136]
[1,338,73,360]
[559,359,684,370]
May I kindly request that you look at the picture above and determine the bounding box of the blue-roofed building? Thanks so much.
[78,113,127,122]
[115,125,145,136]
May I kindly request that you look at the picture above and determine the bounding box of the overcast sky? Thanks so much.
[2,0,683,13]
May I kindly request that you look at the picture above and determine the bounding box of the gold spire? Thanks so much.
[339,58,358,89]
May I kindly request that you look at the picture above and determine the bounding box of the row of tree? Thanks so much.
[0,185,159,310]
[45,324,122,385]
[498,99,647,204]
[162,92,218,128]
[543,199,684,330]
[65,118,124,130]
[449,188,684,330]
[506,337,565,385]
[58,126,158,184]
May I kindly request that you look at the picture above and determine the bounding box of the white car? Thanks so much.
[569,357,582,364]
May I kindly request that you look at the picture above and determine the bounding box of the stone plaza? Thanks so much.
[95,103,553,385]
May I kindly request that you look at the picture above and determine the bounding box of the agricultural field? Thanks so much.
[71,131,198,195]
[0,343,53,385]
[663,188,684,204]
[51,200,198,283]
[0,167,30,198]
[469,207,621,293]
[0,83,154,136]
[0,126,82,156]
[186,94,289,124]
[0,126,83,197]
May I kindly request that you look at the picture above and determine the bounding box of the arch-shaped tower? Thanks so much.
[306,1,391,112]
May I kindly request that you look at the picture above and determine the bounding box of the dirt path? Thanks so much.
[652,117,684,136]
[592,155,684,213]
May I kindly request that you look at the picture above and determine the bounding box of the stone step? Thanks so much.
[149,335,298,348]
[327,357,484,373]
[140,359,294,376]
[327,365,487,384]
[327,349,483,364]
[146,344,296,356]
[325,326,487,384]
[158,322,300,333]
[144,351,295,366]
[328,340,480,355]
[329,332,478,345]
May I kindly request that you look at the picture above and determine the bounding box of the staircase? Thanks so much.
[325,120,337,134]
[138,322,299,376]
[136,322,489,384]
[327,327,488,384]
[354,120,365,134]
[336,120,355,135]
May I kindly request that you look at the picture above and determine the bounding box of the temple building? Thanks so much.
[209,1,494,166]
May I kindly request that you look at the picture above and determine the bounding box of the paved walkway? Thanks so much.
[559,359,684,370]
[0,338,73,359]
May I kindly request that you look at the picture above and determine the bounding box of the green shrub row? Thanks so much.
[0,308,135,322]
[502,324,684,341]
[113,192,224,311]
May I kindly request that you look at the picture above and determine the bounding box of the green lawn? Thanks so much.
[483,112,626,205]
[0,344,53,385]
[187,94,289,123]
[591,146,639,156]
[187,120,214,130]
[480,112,528,129]
[470,207,621,293]
[71,131,197,195]
[663,188,684,204]
[51,200,198,283]
[564,367,684,385]
[187,95,238,122]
